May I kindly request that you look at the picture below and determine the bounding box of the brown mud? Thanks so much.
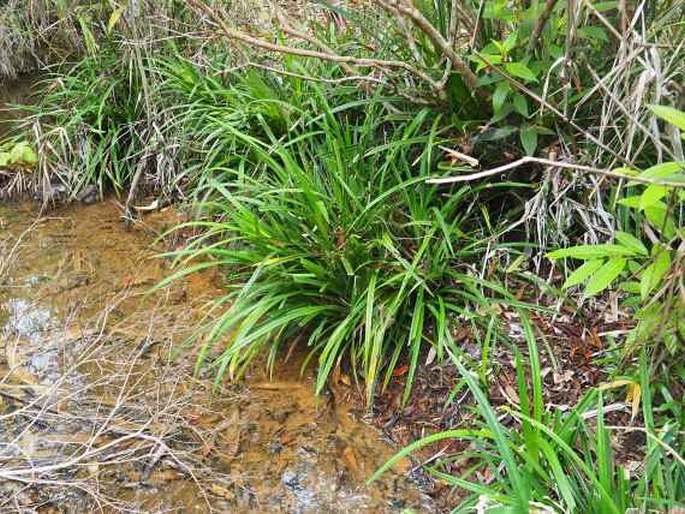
[0,200,431,513]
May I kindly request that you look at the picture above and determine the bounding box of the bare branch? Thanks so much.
[389,0,484,96]
[186,0,441,92]
[427,155,685,187]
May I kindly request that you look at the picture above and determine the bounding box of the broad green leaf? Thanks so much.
[513,94,529,117]
[20,145,37,165]
[620,281,641,294]
[501,32,517,54]
[639,185,667,209]
[644,203,675,237]
[585,258,626,296]
[638,161,684,181]
[9,144,24,163]
[520,126,537,156]
[649,105,685,133]
[617,195,641,209]
[578,26,608,42]
[473,53,502,72]
[615,231,648,256]
[640,264,654,301]
[641,248,671,300]
[493,81,510,114]
[547,244,637,260]
[562,259,604,289]
[627,260,641,274]
[504,62,538,83]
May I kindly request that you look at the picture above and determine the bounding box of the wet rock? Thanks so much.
[281,470,301,490]
[33,182,67,204]
[268,440,284,454]
[76,185,98,204]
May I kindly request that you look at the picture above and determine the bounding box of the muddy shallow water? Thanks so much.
[0,200,431,513]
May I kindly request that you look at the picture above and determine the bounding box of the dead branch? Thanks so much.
[525,0,559,57]
[427,155,685,187]
[383,0,483,96]
[186,0,441,92]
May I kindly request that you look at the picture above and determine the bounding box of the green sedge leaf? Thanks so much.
[562,259,604,289]
[585,258,627,296]
[547,244,637,260]
[613,167,639,177]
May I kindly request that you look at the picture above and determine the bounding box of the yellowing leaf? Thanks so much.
[107,5,127,34]
[626,382,641,421]
[599,378,641,418]
[599,379,635,390]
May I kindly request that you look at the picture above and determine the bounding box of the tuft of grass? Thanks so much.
[370,317,685,513]
[159,69,531,403]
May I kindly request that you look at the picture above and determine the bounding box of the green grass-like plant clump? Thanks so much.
[162,72,523,403]
[371,319,684,513]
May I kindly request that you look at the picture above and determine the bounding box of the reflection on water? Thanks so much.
[0,200,430,512]
[1,297,53,343]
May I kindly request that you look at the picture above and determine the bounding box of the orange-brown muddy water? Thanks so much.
[0,200,431,513]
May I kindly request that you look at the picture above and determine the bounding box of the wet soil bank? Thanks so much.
[0,200,431,513]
